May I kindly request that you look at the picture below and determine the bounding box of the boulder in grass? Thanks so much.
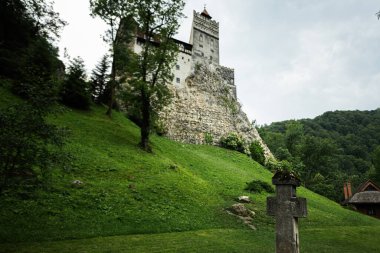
[237,196,251,203]
[229,203,251,217]
[71,180,84,188]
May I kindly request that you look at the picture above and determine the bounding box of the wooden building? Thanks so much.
[347,180,380,219]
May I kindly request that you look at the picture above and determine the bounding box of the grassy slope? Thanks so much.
[0,89,379,252]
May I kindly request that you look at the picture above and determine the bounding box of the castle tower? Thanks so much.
[190,8,220,65]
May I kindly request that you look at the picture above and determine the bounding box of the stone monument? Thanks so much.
[267,171,307,253]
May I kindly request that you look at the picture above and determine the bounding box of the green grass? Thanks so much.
[0,87,379,252]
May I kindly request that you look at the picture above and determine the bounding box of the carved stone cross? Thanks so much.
[267,171,307,253]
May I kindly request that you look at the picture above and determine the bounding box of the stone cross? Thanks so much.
[267,171,307,253]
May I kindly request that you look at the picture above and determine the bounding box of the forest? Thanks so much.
[259,109,380,201]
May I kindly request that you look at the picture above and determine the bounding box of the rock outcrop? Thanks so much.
[160,63,272,158]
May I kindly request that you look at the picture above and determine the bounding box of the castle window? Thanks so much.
[210,56,213,60]
[176,65,180,70]
[211,39,214,46]
[182,56,184,60]
[211,49,214,53]
[199,34,203,42]
[201,52,204,56]
[199,44,203,48]
[176,77,180,83]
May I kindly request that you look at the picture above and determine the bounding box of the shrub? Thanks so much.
[266,159,293,173]
[154,120,167,136]
[60,57,91,110]
[220,132,245,153]
[204,132,213,145]
[275,147,292,161]
[249,141,265,165]
[245,180,274,193]
[0,103,68,192]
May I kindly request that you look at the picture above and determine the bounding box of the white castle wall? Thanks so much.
[131,9,272,158]
[172,51,192,86]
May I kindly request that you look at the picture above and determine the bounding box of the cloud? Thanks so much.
[54,0,380,124]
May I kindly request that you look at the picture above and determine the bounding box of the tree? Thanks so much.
[285,121,304,156]
[0,0,65,90]
[60,57,91,109]
[220,132,245,153]
[91,54,110,104]
[0,0,67,192]
[300,136,338,185]
[122,0,185,151]
[89,0,136,117]
[0,103,67,192]
[249,141,265,165]
[372,146,380,184]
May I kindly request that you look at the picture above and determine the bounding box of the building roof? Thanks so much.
[201,8,212,19]
[356,180,380,192]
[349,191,380,204]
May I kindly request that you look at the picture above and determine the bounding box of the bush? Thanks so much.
[249,141,265,165]
[0,103,67,192]
[153,120,167,136]
[204,132,213,145]
[220,132,245,153]
[275,147,292,161]
[266,159,293,173]
[60,57,91,110]
[245,180,274,193]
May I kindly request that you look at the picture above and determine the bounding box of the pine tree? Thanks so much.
[91,54,110,104]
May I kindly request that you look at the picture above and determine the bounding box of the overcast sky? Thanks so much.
[53,0,380,125]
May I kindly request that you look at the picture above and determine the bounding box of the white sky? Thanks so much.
[53,0,380,125]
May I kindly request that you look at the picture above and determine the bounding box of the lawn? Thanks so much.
[0,90,379,252]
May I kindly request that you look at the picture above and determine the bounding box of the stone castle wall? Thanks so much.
[160,63,272,158]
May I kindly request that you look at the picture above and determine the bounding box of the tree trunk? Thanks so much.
[140,88,151,152]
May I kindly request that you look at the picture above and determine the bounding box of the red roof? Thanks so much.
[201,8,212,19]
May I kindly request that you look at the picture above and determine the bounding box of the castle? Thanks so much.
[169,8,237,100]
[133,8,272,158]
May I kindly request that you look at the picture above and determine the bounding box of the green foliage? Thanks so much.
[90,0,137,117]
[153,120,167,136]
[0,0,65,113]
[91,0,185,150]
[0,103,379,252]
[194,62,201,72]
[266,159,293,173]
[285,121,304,156]
[0,0,65,82]
[275,147,292,161]
[0,0,68,192]
[60,57,91,110]
[244,180,274,193]
[0,102,67,192]
[220,96,238,115]
[249,141,265,165]
[220,132,245,153]
[260,109,380,201]
[372,146,380,184]
[119,0,185,151]
[204,132,213,145]
[90,54,110,104]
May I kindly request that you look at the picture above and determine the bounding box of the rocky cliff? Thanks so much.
[160,63,272,158]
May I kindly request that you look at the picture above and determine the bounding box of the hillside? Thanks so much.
[0,92,379,252]
[259,109,380,201]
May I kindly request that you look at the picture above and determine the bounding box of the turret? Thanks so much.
[190,8,220,64]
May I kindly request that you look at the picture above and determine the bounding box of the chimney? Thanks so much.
[343,183,348,200]
[347,182,352,198]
